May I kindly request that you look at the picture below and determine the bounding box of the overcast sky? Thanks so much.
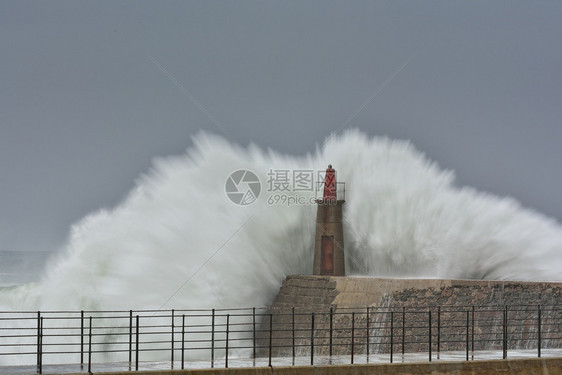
[1,0,561,253]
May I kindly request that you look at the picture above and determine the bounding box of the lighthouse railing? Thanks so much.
[315,181,346,201]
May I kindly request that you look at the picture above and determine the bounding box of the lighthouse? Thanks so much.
[313,165,345,276]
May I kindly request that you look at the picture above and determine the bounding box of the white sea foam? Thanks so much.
[1,130,561,313]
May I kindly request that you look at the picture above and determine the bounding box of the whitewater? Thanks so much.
[1,130,561,313]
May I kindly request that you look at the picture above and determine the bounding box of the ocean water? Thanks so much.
[0,251,51,287]
[0,130,561,313]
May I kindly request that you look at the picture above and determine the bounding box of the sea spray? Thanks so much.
[2,130,562,311]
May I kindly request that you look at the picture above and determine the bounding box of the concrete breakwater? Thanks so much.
[260,276,562,356]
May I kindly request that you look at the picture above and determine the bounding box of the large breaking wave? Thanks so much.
[1,130,561,312]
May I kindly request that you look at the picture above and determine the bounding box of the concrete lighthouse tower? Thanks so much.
[313,165,345,276]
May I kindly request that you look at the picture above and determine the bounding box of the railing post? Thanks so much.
[88,317,92,374]
[171,309,175,369]
[329,307,333,361]
[211,309,215,368]
[268,313,273,367]
[292,307,296,366]
[225,314,230,368]
[470,305,476,361]
[366,306,370,363]
[502,307,505,359]
[390,311,394,363]
[429,310,432,362]
[181,314,185,370]
[36,311,41,374]
[80,310,84,369]
[40,316,44,372]
[466,310,469,361]
[310,312,315,366]
[502,306,507,359]
[538,305,541,358]
[402,306,405,358]
[128,310,133,369]
[135,315,140,372]
[351,312,355,364]
[437,306,441,359]
[252,307,256,365]
[37,314,43,374]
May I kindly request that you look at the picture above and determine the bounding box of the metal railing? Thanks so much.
[0,305,560,373]
[315,181,346,201]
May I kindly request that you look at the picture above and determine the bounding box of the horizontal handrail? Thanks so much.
[0,304,560,373]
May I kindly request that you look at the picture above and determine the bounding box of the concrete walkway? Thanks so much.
[1,349,561,375]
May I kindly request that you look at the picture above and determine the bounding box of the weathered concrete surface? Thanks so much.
[65,357,562,374]
[270,276,562,311]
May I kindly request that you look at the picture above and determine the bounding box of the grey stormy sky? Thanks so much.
[1,0,561,253]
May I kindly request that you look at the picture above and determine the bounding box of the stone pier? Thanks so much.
[261,276,562,356]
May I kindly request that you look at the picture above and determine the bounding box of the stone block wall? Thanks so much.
[260,276,562,357]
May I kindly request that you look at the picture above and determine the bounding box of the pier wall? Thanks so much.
[263,276,562,355]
